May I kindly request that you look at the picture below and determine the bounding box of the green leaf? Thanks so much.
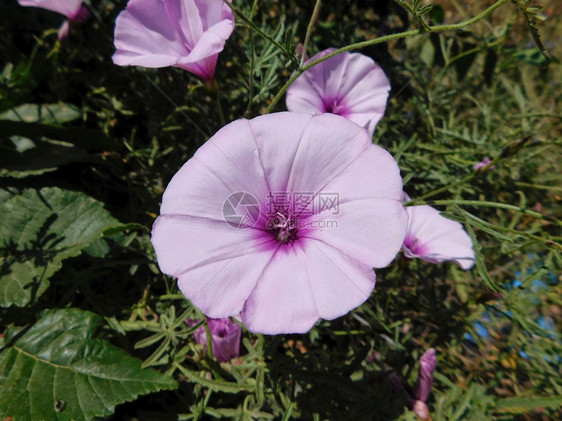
[0,136,94,178]
[463,218,500,292]
[495,395,562,414]
[0,187,122,307]
[0,103,81,124]
[0,308,177,421]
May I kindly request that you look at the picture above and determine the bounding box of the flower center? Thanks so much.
[323,98,346,116]
[267,212,299,244]
[404,236,419,253]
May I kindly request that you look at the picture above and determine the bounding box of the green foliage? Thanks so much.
[0,0,560,419]
[0,187,121,307]
[0,308,177,420]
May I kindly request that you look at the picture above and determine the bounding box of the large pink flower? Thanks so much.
[403,194,475,270]
[286,48,391,137]
[152,112,407,334]
[18,0,89,40]
[112,0,235,81]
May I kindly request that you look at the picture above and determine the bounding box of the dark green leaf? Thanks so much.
[0,308,178,420]
[0,187,121,307]
[0,103,81,124]
[0,136,95,178]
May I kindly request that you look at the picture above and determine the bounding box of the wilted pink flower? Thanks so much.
[473,157,495,171]
[152,112,407,334]
[402,193,475,270]
[187,317,241,362]
[286,48,391,137]
[18,0,89,40]
[112,0,235,81]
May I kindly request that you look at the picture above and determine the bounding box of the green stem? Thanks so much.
[414,155,500,202]
[245,0,260,114]
[203,320,215,361]
[207,79,226,126]
[227,2,295,63]
[300,0,323,67]
[405,199,560,225]
[265,0,510,112]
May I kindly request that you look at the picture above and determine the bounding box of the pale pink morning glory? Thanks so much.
[402,194,475,270]
[187,317,241,362]
[112,0,235,81]
[152,112,407,334]
[18,0,89,40]
[286,48,391,137]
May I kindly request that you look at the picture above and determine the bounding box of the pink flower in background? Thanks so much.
[473,157,495,171]
[18,0,89,40]
[402,193,475,270]
[414,348,436,403]
[187,317,241,362]
[412,348,437,420]
[286,48,391,137]
[112,0,235,81]
[389,348,436,420]
[152,112,407,334]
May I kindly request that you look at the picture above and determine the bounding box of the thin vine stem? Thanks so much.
[404,199,561,225]
[300,0,323,67]
[265,0,510,113]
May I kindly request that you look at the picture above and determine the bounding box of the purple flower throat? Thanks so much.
[268,211,299,244]
[322,98,348,116]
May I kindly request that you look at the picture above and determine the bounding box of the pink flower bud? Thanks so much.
[413,400,430,420]
[415,348,436,402]
[473,157,495,171]
[187,317,241,362]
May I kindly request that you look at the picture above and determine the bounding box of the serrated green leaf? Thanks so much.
[495,395,562,414]
[0,103,81,124]
[0,308,177,421]
[0,187,122,307]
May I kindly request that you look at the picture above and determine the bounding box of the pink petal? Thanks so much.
[303,144,407,268]
[241,238,375,334]
[18,0,83,19]
[246,112,371,195]
[112,0,234,80]
[160,119,270,221]
[57,20,70,40]
[280,113,371,194]
[286,49,390,137]
[113,0,187,67]
[305,199,407,268]
[404,196,475,270]
[152,215,276,317]
[179,14,234,64]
